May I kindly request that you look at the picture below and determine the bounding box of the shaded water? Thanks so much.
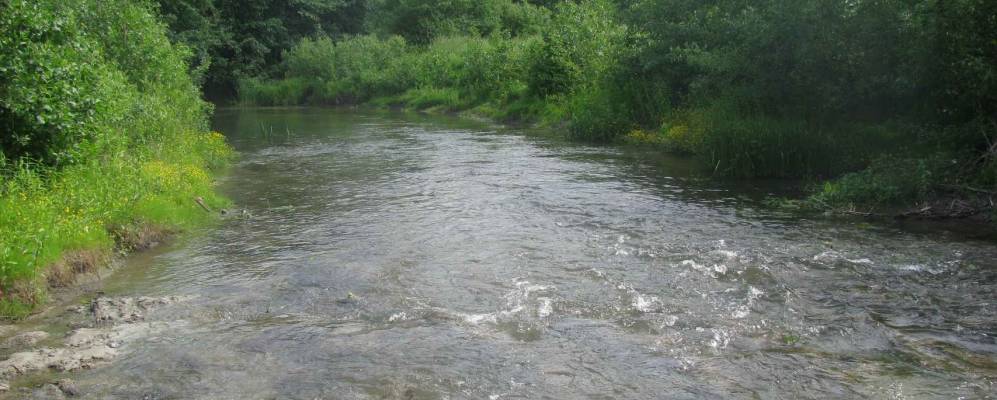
[61,109,997,398]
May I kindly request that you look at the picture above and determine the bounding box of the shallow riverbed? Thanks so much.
[17,108,997,399]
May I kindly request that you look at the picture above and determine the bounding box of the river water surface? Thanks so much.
[56,109,997,398]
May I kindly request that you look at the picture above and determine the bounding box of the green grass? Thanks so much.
[238,77,313,106]
[0,131,232,318]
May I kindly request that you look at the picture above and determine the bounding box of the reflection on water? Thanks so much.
[63,108,996,398]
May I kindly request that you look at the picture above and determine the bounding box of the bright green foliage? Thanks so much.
[0,0,231,316]
[0,0,210,166]
[240,35,415,105]
[159,0,548,100]
[0,133,231,302]
[525,0,624,100]
[0,1,126,165]
[239,0,623,126]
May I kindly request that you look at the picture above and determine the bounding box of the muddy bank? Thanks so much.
[0,221,178,321]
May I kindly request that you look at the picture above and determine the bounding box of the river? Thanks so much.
[26,108,997,398]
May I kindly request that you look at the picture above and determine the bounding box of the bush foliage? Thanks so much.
[0,0,231,316]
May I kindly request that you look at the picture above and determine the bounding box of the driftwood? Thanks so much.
[193,196,211,212]
[837,199,989,220]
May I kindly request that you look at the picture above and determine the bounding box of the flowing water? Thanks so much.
[31,109,997,398]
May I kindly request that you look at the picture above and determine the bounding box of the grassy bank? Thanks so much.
[0,132,231,317]
[229,0,995,219]
[0,0,232,317]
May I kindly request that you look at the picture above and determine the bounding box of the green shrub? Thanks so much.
[0,1,128,165]
[241,33,541,117]
[810,156,953,208]
[526,38,579,98]
[0,0,231,316]
[317,35,412,100]
[284,36,338,80]
[464,36,536,103]
[567,87,630,142]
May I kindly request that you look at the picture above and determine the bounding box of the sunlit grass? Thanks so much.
[0,131,232,318]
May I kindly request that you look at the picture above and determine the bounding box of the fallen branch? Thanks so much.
[193,196,211,212]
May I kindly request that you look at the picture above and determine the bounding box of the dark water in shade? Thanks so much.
[64,108,997,398]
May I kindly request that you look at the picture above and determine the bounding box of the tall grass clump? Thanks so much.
[0,0,232,317]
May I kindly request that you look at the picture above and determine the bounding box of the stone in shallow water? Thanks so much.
[89,296,187,324]
[34,383,65,399]
[56,378,81,397]
[0,342,118,378]
[0,296,190,381]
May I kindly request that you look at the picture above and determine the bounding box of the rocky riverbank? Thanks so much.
[0,296,190,397]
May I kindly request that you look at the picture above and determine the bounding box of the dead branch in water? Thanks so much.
[194,196,211,212]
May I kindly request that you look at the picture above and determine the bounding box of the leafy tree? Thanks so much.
[155,0,367,100]
[366,0,546,44]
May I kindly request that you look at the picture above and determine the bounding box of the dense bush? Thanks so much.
[366,0,547,44]
[0,1,126,165]
[0,0,231,316]
[811,155,954,208]
[155,0,368,100]
[527,38,579,99]
[622,0,995,177]
[155,0,546,100]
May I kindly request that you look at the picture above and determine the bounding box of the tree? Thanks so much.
[155,0,367,100]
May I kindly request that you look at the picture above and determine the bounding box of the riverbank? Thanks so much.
[0,0,234,318]
[0,131,232,318]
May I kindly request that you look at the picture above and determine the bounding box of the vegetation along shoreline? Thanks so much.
[0,0,233,318]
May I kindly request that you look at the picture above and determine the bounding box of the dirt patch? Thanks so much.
[0,223,177,321]
[45,250,110,289]
[109,224,174,252]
